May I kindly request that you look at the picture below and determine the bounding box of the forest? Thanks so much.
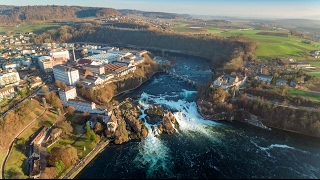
[0,5,121,24]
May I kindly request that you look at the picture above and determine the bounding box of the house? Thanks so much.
[289,81,301,88]
[82,75,105,86]
[87,115,98,129]
[0,71,21,87]
[107,113,118,133]
[2,61,20,71]
[30,126,48,145]
[314,51,320,58]
[0,86,15,100]
[27,76,42,88]
[279,58,294,66]
[53,65,79,86]
[256,74,273,84]
[58,86,106,114]
[276,78,287,86]
[212,74,247,90]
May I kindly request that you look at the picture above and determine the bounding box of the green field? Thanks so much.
[287,88,320,102]
[171,24,320,61]
[175,23,188,27]
[0,24,61,34]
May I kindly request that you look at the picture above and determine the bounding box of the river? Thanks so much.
[75,54,320,179]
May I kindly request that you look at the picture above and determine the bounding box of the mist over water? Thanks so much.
[76,58,320,179]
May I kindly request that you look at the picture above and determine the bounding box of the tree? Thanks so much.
[40,167,58,179]
[48,146,63,166]
[60,145,79,168]
[54,80,67,88]
[56,119,73,136]
[42,86,49,93]
[66,106,75,116]
[93,122,103,135]
[55,160,65,175]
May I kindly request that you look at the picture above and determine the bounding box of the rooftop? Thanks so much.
[105,63,127,72]
[59,86,76,92]
[53,65,78,72]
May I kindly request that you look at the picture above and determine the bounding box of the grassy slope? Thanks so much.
[4,110,58,179]
[287,88,320,102]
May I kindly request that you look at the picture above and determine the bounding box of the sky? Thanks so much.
[2,0,320,19]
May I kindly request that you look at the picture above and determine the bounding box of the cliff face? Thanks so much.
[158,111,179,135]
[117,98,148,142]
[145,105,179,135]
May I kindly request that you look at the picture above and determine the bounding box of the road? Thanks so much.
[0,85,43,119]
[1,108,46,179]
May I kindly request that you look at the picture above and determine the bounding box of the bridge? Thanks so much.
[163,69,199,87]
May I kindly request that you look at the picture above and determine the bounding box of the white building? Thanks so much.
[53,65,80,86]
[58,86,77,104]
[212,74,247,90]
[256,75,273,84]
[49,50,70,60]
[2,61,20,71]
[58,86,106,114]
[22,57,32,67]
[22,50,35,55]
[0,71,21,87]
[38,56,53,72]
[0,86,15,100]
[85,50,133,65]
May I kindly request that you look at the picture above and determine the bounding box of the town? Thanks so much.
[1,27,320,180]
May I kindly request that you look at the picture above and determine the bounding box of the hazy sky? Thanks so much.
[2,0,320,19]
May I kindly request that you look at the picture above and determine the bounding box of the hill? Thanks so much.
[0,5,121,24]
[118,9,190,19]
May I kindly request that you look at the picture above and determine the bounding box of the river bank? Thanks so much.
[112,70,164,98]
[60,139,110,179]
[60,69,165,179]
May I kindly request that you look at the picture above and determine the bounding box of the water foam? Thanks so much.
[180,89,197,99]
[250,140,309,157]
[134,91,225,177]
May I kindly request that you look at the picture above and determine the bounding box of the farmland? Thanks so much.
[0,23,61,34]
[170,24,320,61]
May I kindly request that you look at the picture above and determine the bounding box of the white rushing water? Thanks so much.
[133,90,224,177]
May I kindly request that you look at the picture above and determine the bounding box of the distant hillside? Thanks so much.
[118,9,190,19]
[0,5,121,24]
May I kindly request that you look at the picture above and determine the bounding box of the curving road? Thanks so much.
[1,84,46,179]
[1,108,46,179]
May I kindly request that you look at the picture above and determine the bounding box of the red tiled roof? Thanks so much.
[78,58,93,65]
[104,63,128,72]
